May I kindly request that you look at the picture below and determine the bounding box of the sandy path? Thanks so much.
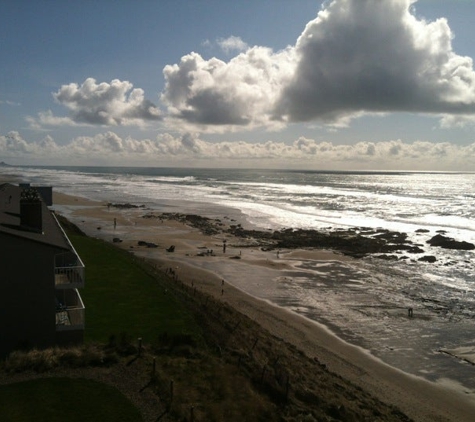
[53,191,475,422]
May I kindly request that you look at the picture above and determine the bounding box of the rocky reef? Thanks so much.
[142,211,475,262]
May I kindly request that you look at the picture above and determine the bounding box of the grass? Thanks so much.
[67,232,202,346]
[0,377,142,422]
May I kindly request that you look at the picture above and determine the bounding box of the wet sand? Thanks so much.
[53,190,475,421]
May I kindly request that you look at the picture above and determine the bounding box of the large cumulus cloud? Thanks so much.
[162,0,475,130]
[161,47,294,131]
[276,0,475,124]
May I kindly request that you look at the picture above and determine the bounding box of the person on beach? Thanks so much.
[113,217,117,229]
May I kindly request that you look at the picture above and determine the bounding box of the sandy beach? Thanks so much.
[52,190,475,422]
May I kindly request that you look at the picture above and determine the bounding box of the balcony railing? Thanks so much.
[55,265,84,287]
[55,289,85,331]
[54,250,85,288]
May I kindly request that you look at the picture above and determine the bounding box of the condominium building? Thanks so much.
[0,183,85,358]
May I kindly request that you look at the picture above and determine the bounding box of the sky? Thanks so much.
[1,0,475,171]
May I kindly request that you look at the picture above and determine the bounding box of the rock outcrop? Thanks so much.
[427,234,475,250]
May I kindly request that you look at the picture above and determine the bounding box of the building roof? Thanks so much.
[0,183,70,250]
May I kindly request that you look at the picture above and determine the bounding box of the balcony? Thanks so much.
[55,289,85,331]
[55,265,84,288]
[55,251,85,288]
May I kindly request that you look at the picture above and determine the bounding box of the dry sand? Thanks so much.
[53,191,475,422]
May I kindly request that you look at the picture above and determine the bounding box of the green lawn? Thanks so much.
[68,232,202,346]
[0,378,142,422]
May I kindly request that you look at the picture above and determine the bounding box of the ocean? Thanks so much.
[2,165,475,392]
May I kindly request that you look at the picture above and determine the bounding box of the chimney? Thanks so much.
[20,188,43,233]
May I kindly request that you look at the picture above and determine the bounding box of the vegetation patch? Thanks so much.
[67,231,202,347]
[0,377,142,422]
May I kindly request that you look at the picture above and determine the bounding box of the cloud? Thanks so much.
[38,135,60,151]
[161,47,294,131]
[217,36,249,54]
[275,0,475,124]
[29,78,162,128]
[0,132,31,154]
[24,1,475,134]
[162,0,475,131]
[26,110,77,129]
[439,113,475,129]
[0,100,20,106]
[2,130,475,171]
